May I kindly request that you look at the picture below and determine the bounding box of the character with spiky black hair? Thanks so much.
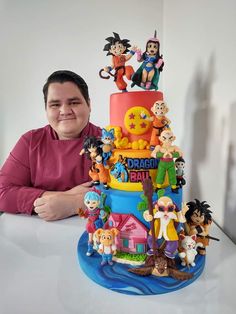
[185,199,213,255]
[80,136,110,189]
[100,32,137,92]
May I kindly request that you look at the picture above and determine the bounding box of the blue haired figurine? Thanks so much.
[81,189,106,256]
[101,128,115,167]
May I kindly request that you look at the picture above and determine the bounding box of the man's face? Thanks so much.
[46,82,91,140]
[109,41,126,56]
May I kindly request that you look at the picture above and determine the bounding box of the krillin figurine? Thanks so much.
[140,100,170,150]
[131,30,164,90]
[151,129,182,193]
[100,32,137,92]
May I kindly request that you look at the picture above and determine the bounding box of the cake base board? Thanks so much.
[77,232,205,295]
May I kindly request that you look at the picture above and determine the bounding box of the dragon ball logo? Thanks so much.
[124,106,150,135]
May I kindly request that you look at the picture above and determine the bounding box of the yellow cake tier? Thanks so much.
[109,149,168,191]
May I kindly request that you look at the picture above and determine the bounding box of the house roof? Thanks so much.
[108,213,148,232]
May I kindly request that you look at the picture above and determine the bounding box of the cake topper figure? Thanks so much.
[80,136,110,189]
[185,199,219,255]
[143,195,187,259]
[79,189,106,256]
[100,128,115,168]
[140,100,170,150]
[151,129,182,193]
[100,32,136,92]
[131,30,164,90]
[94,228,119,266]
[110,155,129,182]
[178,234,203,267]
[175,157,186,188]
[128,252,193,280]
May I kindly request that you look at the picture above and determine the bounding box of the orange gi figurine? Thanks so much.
[80,136,110,189]
[100,32,137,92]
[141,100,170,150]
[185,199,214,255]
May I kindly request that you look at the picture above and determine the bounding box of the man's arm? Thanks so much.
[33,182,92,221]
[0,133,46,215]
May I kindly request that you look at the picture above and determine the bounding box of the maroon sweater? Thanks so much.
[0,123,101,215]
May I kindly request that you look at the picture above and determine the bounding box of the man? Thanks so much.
[0,70,101,220]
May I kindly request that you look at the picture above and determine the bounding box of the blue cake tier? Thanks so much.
[77,232,205,296]
[98,185,183,228]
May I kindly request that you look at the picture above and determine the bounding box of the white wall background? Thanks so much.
[0,0,235,242]
[163,0,236,243]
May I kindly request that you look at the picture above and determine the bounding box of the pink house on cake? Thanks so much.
[105,213,148,254]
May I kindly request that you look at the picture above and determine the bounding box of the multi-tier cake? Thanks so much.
[77,32,215,295]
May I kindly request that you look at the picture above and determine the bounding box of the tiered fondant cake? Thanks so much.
[77,31,216,295]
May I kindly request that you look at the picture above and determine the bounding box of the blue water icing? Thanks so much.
[77,232,205,295]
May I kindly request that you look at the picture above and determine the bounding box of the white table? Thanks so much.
[0,213,235,314]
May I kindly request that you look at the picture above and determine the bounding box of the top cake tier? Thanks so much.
[110,90,163,143]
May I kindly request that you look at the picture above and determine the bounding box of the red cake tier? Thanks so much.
[110,90,163,143]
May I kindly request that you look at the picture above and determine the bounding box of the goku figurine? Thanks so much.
[100,32,136,92]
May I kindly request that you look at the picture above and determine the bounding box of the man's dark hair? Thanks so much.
[43,70,90,106]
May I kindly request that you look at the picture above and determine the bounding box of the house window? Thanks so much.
[136,243,145,253]
[122,238,129,248]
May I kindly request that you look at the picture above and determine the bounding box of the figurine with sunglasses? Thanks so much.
[143,196,188,258]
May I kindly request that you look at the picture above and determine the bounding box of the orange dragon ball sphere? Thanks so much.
[124,106,151,135]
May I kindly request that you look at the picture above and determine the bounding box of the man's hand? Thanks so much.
[65,181,93,195]
[34,193,78,221]
[33,182,92,221]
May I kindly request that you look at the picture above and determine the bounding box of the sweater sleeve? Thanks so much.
[0,132,45,215]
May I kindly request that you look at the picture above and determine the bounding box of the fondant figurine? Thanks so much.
[175,157,186,188]
[94,228,119,265]
[128,252,193,280]
[81,189,106,256]
[101,128,115,167]
[178,234,203,267]
[110,155,129,182]
[151,130,182,193]
[131,30,164,90]
[143,196,186,259]
[80,136,110,189]
[100,32,136,92]
[140,100,170,150]
[185,199,214,255]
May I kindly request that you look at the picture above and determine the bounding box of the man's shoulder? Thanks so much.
[87,122,102,137]
[21,125,51,146]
